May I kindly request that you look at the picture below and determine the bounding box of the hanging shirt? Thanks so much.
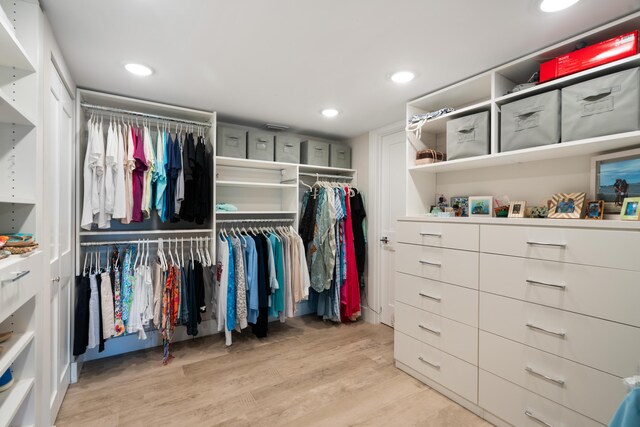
[131,127,148,222]
[122,124,135,224]
[142,126,156,219]
[81,119,96,230]
[155,130,167,218]
[174,134,185,217]
[104,122,117,221]
[226,238,236,331]
[93,121,110,229]
[215,235,232,346]
[162,133,175,222]
[112,123,127,219]
[243,235,259,324]
[230,237,248,330]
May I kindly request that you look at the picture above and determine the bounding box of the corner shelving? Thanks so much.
[0,12,34,72]
[0,331,34,376]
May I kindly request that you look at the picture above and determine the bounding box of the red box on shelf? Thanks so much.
[539,30,639,83]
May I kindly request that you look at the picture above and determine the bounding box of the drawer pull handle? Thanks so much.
[418,356,440,369]
[418,292,441,302]
[526,323,566,338]
[419,232,442,237]
[419,260,442,267]
[525,366,565,386]
[525,410,554,427]
[418,324,441,335]
[1,270,30,284]
[526,241,567,248]
[526,279,566,290]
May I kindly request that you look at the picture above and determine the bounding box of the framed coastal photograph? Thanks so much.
[451,196,469,217]
[620,197,640,220]
[468,196,493,217]
[585,200,604,220]
[591,148,640,216]
[548,192,586,219]
[508,201,526,218]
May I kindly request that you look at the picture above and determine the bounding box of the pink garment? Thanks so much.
[341,188,361,322]
[131,126,147,223]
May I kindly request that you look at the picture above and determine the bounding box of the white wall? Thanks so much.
[434,155,591,209]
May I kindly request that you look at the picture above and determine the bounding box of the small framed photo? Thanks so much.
[585,200,604,220]
[451,196,469,217]
[548,192,586,219]
[468,196,494,217]
[591,148,640,215]
[508,201,526,218]
[620,197,640,220]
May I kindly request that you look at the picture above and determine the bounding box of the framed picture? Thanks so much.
[591,148,640,216]
[585,200,604,220]
[527,206,548,218]
[620,197,640,220]
[548,192,586,219]
[468,196,493,217]
[451,196,469,217]
[508,201,526,218]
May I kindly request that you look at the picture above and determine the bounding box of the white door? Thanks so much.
[379,130,406,326]
[45,64,74,420]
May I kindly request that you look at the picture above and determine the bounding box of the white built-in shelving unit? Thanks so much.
[406,11,640,219]
[0,1,41,426]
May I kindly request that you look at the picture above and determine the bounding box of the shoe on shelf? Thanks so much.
[0,369,14,393]
[0,331,12,344]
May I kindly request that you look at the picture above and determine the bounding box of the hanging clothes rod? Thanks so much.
[216,218,295,224]
[80,237,210,247]
[80,103,213,128]
[299,172,354,180]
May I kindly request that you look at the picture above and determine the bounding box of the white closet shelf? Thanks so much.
[216,180,297,189]
[216,211,297,216]
[0,377,34,427]
[216,156,297,171]
[409,130,640,174]
[399,216,640,230]
[0,196,36,205]
[0,332,34,377]
[298,164,356,175]
[0,88,36,127]
[412,100,492,135]
[78,229,212,237]
[495,53,640,105]
[410,72,492,113]
[0,17,35,72]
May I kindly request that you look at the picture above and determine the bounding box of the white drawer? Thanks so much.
[480,225,640,271]
[396,244,478,289]
[0,251,43,324]
[479,370,602,427]
[480,292,640,378]
[394,331,478,404]
[480,253,640,327]
[396,221,479,251]
[480,331,623,424]
[395,272,478,327]
[395,301,477,365]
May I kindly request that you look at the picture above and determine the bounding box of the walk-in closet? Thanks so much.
[1,1,640,426]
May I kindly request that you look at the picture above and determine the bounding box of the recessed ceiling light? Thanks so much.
[391,71,415,84]
[125,63,153,76]
[540,0,580,12]
[321,108,340,118]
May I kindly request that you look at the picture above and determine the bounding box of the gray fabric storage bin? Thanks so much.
[217,126,247,158]
[301,140,330,166]
[501,90,560,152]
[275,135,300,163]
[446,111,490,160]
[330,144,351,169]
[562,67,640,142]
[247,131,275,162]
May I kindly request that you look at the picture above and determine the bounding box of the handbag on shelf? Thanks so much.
[415,149,446,165]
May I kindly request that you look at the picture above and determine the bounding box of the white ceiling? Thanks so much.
[41,0,640,139]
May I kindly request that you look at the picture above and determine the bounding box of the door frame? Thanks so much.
[366,120,406,325]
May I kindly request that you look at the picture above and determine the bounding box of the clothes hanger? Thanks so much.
[83,250,89,275]
[204,237,212,266]
[168,238,175,266]
[181,237,185,267]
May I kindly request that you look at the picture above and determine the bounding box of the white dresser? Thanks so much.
[394,217,640,427]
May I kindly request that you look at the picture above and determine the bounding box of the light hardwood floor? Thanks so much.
[56,317,491,426]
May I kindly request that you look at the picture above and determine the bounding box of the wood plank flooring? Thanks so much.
[56,317,491,426]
